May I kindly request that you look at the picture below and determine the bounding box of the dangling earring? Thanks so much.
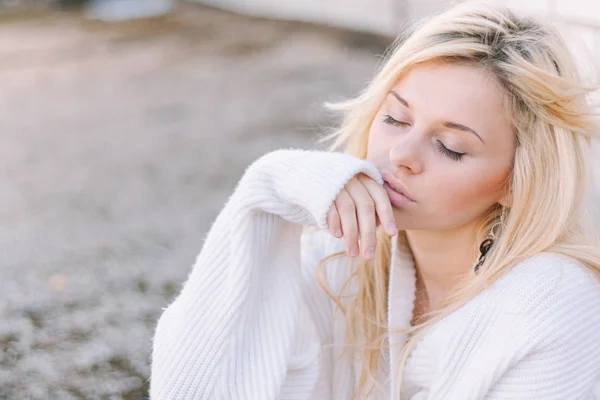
[473,209,506,274]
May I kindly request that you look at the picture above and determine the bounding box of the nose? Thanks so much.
[388,129,424,174]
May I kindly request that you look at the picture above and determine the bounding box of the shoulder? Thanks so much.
[429,253,600,358]
[496,252,600,307]
[489,252,600,335]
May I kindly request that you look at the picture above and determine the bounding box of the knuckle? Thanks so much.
[344,228,359,238]
[339,201,356,212]
[357,199,374,209]
[347,176,360,185]
[356,173,370,182]
[335,188,349,201]
[360,206,375,218]
[375,202,392,217]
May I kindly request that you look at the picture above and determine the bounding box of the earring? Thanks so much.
[473,210,506,274]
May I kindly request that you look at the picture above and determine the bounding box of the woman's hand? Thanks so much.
[327,173,397,260]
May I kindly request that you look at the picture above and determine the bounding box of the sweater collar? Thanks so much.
[387,231,417,398]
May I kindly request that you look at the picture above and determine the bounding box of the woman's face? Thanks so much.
[366,62,515,230]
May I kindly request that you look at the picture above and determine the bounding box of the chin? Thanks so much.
[392,213,417,229]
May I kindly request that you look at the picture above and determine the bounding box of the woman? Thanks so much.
[150,1,600,399]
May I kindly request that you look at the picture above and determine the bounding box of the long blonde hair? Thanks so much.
[314,1,600,398]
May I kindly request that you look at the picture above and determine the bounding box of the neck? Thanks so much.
[405,218,482,310]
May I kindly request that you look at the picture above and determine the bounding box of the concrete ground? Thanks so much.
[0,3,389,399]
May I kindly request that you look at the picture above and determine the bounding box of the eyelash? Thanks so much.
[382,114,465,162]
[383,115,409,127]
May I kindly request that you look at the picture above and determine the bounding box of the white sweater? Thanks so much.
[150,149,600,400]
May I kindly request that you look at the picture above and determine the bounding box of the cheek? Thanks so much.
[431,167,509,214]
[367,122,388,158]
[367,120,396,155]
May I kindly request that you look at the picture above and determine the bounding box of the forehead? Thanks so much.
[386,62,513,144]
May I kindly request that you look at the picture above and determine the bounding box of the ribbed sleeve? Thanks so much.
[149,149,382,399]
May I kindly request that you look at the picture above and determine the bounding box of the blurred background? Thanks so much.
[0,0,599,399]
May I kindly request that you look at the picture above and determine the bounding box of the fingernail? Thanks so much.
[365,247,375,259]
[334,228,342,238]
[386,223,397,235]
[349,245,359,257]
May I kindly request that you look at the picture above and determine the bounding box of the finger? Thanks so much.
[326,204,342,238]
[345,177,377,260]
[335,187,359,257]
[358,175,397,236]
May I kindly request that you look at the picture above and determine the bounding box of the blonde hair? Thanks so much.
[314,1,600,398]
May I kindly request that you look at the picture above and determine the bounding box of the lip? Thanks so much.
[381,171,416,202]
[383,182,416,208]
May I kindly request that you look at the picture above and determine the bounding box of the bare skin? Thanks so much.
[327,61,515,319]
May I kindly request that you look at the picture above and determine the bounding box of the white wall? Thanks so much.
[190,0,437,36]
[189,0,600,59]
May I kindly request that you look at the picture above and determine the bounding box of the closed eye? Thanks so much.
[383,114,410,127]
[383,114,466,162]
[436,141,465,162]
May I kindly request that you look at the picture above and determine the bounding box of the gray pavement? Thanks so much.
[0,3,389,399]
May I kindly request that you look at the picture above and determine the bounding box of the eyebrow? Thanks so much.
[388,90,485,144]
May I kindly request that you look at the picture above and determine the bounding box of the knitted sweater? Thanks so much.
[150,149,600,400]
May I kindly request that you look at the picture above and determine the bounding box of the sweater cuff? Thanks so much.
[270,149,384,231]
